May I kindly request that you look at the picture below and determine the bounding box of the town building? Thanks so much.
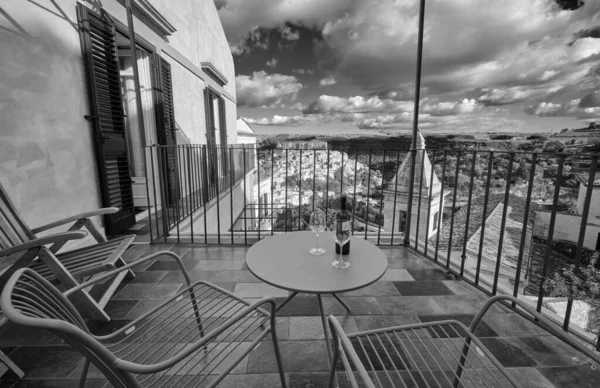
[382,130,449,242]
[527,176,600,295]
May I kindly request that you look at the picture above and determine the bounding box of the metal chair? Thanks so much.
[327,295,600,388]
[0,182,135,322]
[0,251,287,388]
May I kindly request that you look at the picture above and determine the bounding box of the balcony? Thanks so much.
[2,144,599,387]
[2,243,599,387]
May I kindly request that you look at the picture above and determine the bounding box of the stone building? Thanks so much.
[382,130,449,243]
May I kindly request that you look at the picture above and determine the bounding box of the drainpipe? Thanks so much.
[125,0,147,147]
[404,0,426,247]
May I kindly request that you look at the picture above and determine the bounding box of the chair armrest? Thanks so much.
[114,297,278,374]
[31,208,119,234]
[471,295,600,365]
[328,315,377,388]
[63,251,190,298]
[0,231,88,258]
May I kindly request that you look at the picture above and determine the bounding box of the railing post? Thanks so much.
[537,155,565,312]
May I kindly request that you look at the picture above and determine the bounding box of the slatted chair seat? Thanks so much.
[0,252,287,388]
[28,235,133,281]
[327,295,600,388]
[0,182,136,323]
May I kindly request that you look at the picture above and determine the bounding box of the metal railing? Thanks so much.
[142,144,600,349]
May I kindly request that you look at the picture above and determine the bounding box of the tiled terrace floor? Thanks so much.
[2,244,599,387]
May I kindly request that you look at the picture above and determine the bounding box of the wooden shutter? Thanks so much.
[204,88,218,197]
[77,4,135,237]
[152,54,179,206]
[218,97,228,176]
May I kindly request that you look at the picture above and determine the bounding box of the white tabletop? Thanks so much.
[246,231,388,294]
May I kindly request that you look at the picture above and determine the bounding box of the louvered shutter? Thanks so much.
[77,4,135,236]
[218,97,229,176]
[204,88,218,198]
[152,54,179,206]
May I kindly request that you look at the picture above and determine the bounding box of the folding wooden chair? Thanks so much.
[0,183,135,322]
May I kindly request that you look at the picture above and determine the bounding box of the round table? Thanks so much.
[246,231,387,361]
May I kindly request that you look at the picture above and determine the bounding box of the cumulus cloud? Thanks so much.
[422,99,481,116]
[280,25,300,41]
[303,95,413,114]
[242,115,314,126]
[319,75,337,86]
[266,58,278,68]
[525,92,600,119]
[236,71,303,107]
[292,68,314,75]
[216,0,351,53]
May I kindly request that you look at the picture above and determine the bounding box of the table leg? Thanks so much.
[276,291,298,312]
[331,293,351,314]
[317,294,332,364]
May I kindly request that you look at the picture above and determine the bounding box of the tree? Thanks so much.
[544,140,566,153]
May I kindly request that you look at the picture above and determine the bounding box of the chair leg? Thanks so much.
[0,350,24,380]
[69,288,111,322]
[39,248,110,322]
[270,315,287,388]
[78,359,90,388]
[115,257,135,280]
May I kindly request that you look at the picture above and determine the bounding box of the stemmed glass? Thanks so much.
[332,227,351,269]
[308,211,326,255]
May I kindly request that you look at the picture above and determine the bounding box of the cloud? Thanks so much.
[292,68,314,75]
[236,71,303,107]
[422,99,481,116]
[303,95,413,114]
[525,94,600,120]
[317,0,600,97]
[266,58,278,68]
[470,87,537,106]
[290,102,306,111]
[319,75,337,86]
[242,115,314,126]
[216,0,351,54]
[280,25,300,41]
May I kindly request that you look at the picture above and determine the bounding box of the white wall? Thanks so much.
[533,212,600,251]
[0,0,236,236]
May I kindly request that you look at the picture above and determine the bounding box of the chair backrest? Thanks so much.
[0,268,139,388]
[0,183,35,251]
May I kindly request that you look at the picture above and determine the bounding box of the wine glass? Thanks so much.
[332,226,351,269]
[309,211,326,255]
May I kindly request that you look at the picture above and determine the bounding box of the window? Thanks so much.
[432,211,439,232]
[205,89,228,187]
[596,232,600,251]
[399,211,407,233]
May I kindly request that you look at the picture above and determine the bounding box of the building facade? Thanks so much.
[1,0,237,239]
[382,130,448,243]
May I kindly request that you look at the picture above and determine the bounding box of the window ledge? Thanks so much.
[201,62,229,86]
[119,0,177,36]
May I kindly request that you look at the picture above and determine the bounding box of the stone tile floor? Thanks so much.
[1,244,599,387]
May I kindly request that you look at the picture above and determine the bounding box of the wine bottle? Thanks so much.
[334,194,351,255]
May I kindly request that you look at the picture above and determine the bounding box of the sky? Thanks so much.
[215,0,600,136]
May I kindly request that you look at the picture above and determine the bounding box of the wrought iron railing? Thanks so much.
[143,144,600,349]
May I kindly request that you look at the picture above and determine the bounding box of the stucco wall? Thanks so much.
[533,212,600,251]
[577,183,600,220]
[0,0,237,237]
[0,0,102,232]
